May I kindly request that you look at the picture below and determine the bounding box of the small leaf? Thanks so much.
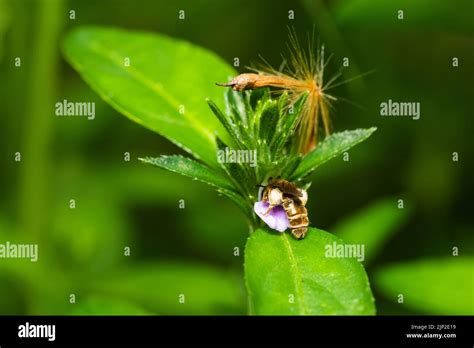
[248,88,268,110]
[225,88,248,128]
[333,197,411,264]
[374,257,474,315]
[245,228,375,315]
[277,91,289,116]
[207,99,242,148]
[215,137,254,196]
[224,89,253,148]
[280,154,303,179]
[63,26,235,166]
[291,128,377,180]
[271,93,307,155]
[140,155,235,192]
[141,154,251,221]
[258,100,279,145]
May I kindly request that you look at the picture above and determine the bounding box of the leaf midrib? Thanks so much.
[281,234,308,315]
[293,128,376,179]
[282,233,350,314]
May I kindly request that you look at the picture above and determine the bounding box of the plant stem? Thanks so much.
[17,0,64,315]
[18,0,64,245]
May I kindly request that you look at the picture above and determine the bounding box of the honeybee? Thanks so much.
[259,178,309,240]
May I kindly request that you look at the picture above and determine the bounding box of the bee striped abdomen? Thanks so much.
[288,214,309,228]
[282,198,309,239]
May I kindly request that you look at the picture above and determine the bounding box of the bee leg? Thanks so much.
[262,205,275,216]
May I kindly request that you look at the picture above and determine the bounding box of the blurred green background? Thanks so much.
[0,0,472,315]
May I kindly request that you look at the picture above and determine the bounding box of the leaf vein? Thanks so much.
[282,234,308,315]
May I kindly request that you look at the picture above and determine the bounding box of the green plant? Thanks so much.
[63,26,377,315]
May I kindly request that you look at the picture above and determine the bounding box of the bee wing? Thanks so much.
[281,186,303,198]
[272,179,306,201]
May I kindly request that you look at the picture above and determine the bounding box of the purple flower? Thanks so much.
[254,201,290,232]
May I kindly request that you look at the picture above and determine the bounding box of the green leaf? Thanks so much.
[225,88,248,128]
[258,100,279,145]
[291,128,377,180]
[90,262,245,315]
[140,155,235,192]
[224,89,253,148]
[271,95,305,154]
[374,257,474,315]
[140,155,251,220]
[207,99,243,148]
[63,26,235,166]
[333,197,410,264]
[215,137,254,196]
[245,228,375,315]
[280,154,303,179]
